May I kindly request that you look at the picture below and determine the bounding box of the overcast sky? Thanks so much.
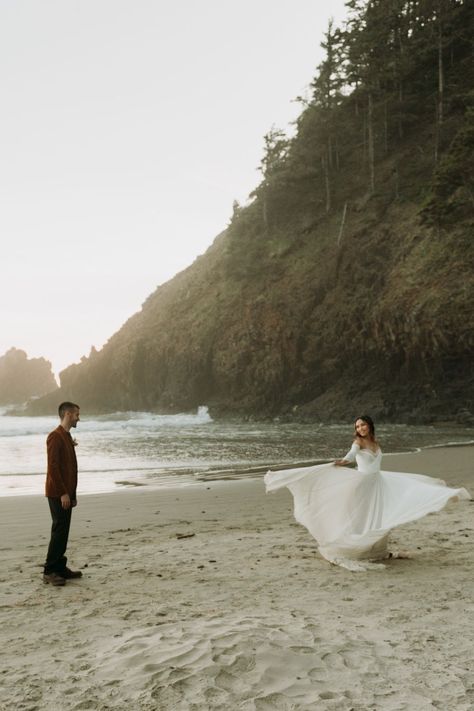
[1,0,348,376]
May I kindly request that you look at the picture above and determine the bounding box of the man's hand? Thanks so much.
[61,493,71,509]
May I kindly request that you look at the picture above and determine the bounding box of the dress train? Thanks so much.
[264,444,470,571]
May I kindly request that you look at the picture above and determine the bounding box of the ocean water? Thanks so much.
[0,406,472,497]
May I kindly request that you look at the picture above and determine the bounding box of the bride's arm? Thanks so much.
[334,441,359,467]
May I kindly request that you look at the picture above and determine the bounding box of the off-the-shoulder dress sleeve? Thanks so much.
[343,442,360,462]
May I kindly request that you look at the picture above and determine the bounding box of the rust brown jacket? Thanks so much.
[45,425,78,499]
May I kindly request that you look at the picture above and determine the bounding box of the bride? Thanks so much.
[264,415,470,571]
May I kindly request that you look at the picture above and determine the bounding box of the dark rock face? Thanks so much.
[27,199,474,422]
[0,348,57,405]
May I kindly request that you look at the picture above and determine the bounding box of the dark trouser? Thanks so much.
[44,498,72,574]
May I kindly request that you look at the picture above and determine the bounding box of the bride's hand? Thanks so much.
[334,459,347,466]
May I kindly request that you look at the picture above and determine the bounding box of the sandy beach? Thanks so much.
[1,445,473,711]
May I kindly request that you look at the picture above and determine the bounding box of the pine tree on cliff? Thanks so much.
[257,127,289,232]
[311,19,345,213]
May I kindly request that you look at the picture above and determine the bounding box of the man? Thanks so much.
[43,401,83,586]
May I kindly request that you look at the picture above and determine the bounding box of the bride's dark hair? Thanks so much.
[354,415,375,438]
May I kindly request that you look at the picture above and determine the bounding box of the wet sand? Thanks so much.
[0,445,473,710]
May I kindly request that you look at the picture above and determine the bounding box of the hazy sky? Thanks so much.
[1,0,348,377]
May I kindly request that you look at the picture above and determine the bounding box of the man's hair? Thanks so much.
[58,401,80,418]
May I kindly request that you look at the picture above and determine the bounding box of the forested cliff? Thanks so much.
[30,0,474,422]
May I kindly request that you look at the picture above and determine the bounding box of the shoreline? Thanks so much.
[1,438,473,499]
[1,445,473,710]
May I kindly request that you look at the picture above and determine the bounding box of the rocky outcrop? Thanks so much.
[0,348,57,405]
[27,190,474,423]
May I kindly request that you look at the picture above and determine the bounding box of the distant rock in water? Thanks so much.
[0,348,57,405]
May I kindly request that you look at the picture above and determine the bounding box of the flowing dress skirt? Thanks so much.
[264,459,470,571]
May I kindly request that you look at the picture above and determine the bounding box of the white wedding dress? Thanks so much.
[264,443,470,571]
